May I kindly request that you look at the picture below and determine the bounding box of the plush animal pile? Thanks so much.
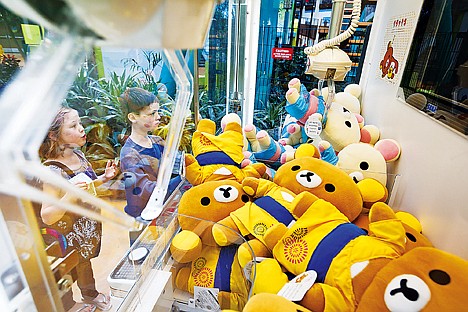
[170,81,468,311]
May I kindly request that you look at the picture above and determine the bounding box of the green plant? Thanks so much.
[198,89,227,131]
[122,50,163,91]
[253,100,286,137]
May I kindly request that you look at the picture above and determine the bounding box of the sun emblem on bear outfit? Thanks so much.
[193,257,207,270]
[253,222,268,236]
[200,135,212,146]
[290,227,308,240]
[283,238,308,264]
[193,267,215,288]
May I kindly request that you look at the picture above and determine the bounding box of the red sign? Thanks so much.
[272,47,293,60]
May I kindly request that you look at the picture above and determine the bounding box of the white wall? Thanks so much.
[360,0,468,259]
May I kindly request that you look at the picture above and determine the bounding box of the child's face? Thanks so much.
[59,109,86,148]
[134,102,161,132]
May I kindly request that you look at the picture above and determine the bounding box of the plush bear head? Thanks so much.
[171,180,250,263]
[320,101,362,152]
[185,115,267,185]
[176,180,250,247]
[336,140,401,185]
[322,83,362,114]
[357,247,468,311]
[273,154,387,222]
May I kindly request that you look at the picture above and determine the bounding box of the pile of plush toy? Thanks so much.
[168,79,468,311]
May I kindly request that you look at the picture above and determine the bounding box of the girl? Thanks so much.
[39,106,116,312]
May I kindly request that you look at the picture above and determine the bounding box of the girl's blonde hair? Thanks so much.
[39,106,74,161]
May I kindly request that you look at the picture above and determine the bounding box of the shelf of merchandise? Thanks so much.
[341,1,377,84]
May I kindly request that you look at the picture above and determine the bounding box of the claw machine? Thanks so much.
[0,0,467,311]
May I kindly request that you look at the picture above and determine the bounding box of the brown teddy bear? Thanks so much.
[244,247,468,312]
[273,152,388,222]
[169,180,252,311]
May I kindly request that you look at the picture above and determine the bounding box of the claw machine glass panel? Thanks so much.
[0,1,256,311]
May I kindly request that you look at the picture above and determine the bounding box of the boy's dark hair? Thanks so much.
[119,87,158,123]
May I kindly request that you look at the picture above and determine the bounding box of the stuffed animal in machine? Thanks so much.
[244,124,293,170]
[243,293,313,312]
[322,83,362,114]
[245,246,468,312]
[184,114,267,185]
[169,180,251,311]
[357,247,468,311]
[353,210,433,253]
[278,114,309,148]
[212,177,319,267]
[273,149,388,222]
[287,79,382,153]
[285,78,327,128]
[335,140,401,186]
[261,201,407,312]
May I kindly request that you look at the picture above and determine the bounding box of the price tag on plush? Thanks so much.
[194,286,221,311]
[305,114,323,138]
[277,270,317,302]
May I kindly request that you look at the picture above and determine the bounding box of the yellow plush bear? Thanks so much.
[185,115,267,186]
[169,180,252,311]
[262,201,407,312]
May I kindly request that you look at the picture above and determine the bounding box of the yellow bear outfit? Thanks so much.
[185,119,266,185]
[271,200,406,311]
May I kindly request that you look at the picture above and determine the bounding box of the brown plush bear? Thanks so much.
[357,247,468,311]
[273,153,388,222]
[169,180,252,311]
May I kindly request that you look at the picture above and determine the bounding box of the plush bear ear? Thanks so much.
[374,139,401,162]
[360,124,380,145]
[395,211,422,233]
[295,143,320,159]
[221,112,242,131]
[197,118,216,134]
[344,83,362,99]
[335,91,361,114]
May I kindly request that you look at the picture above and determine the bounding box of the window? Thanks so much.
[400,0,468,136]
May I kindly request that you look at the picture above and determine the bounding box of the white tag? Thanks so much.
[277,270,317,301]
[68,172,96,196]
[68,172,93,184]
[194,287,221,311]
[305,115,323,138]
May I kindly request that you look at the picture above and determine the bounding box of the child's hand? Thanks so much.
[104,160,118,181]
[73,181,89,190]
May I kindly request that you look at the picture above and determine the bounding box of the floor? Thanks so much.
[69,199,130,312]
